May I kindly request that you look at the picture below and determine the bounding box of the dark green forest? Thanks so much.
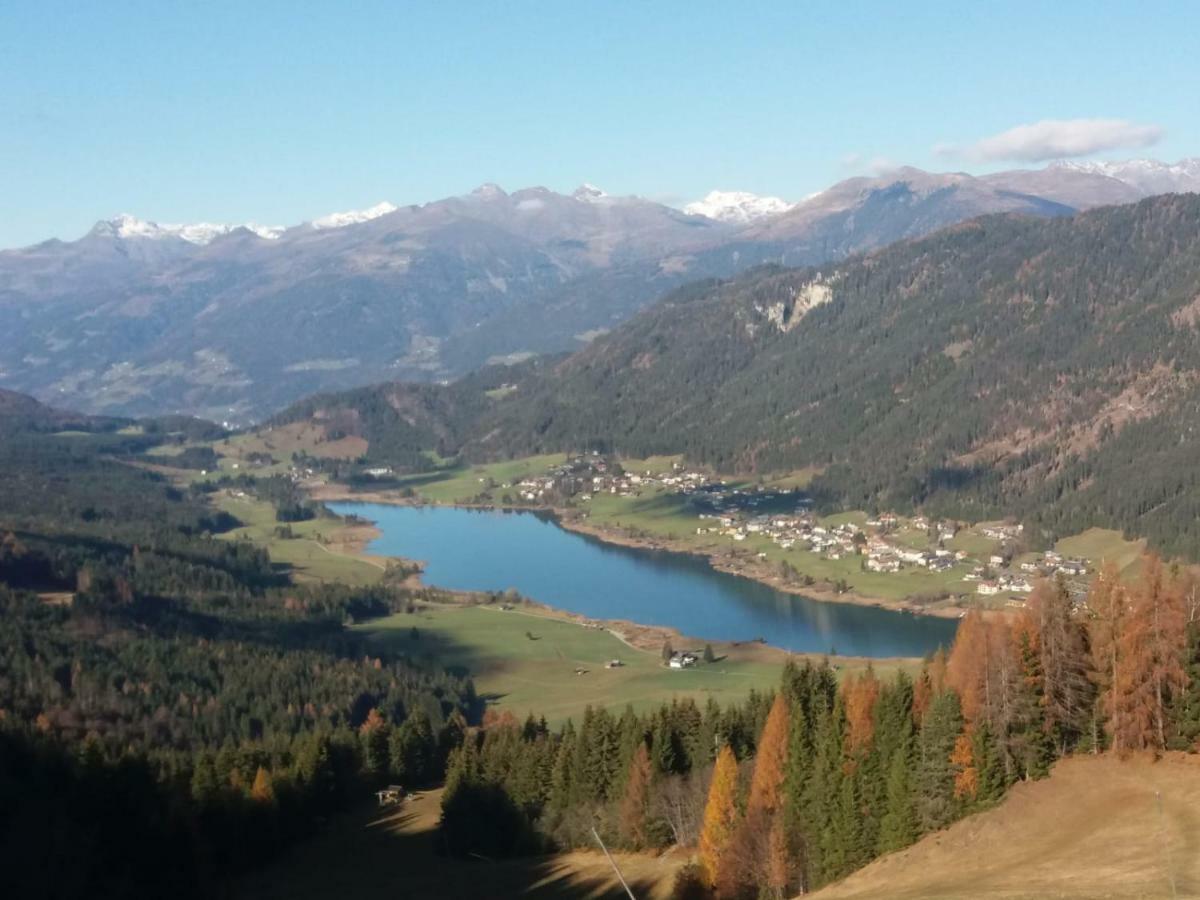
[0,417,472,898]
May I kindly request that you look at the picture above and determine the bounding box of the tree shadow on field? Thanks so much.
[233,790,677,900]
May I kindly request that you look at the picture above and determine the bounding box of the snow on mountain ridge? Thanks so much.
[309,201,399,230]
[91,214,284,244]
[684,190,793,224]
[1051,158,1200,194]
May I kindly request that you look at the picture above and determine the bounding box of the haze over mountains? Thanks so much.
[1,158,1197,422]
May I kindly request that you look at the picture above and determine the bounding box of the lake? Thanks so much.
[328,503,958,658]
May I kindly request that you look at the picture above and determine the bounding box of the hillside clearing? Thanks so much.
[812,753,1200,900]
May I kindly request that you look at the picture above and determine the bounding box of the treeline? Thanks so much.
[439,556,1200,898]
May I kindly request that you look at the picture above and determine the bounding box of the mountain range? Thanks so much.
[1,158,1197,422]
[271,193,1200,558]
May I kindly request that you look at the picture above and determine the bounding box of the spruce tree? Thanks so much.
[915,691,962,833]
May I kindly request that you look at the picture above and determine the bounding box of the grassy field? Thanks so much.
[387,453,570,504]
[1056,527,1146,578]
[814,753,1200,899]
[236,786,686,900]
[216,493,385,586]
[357,604,808,725]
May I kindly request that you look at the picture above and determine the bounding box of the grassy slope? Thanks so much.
[236,786,685,900]
[358,604,794,726]
[813,754,1200,900]
[216,493,385,586]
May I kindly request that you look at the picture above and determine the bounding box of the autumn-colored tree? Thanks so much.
[698,744,740,887]
[765,812,792,899]
[946,612,998,725]
[250,766,275,804]
[843,668,881,755]
[1087,562,1127,751]
[359,707,390,777]
[618,743,652,848]
[950,730,977,800]
[747,692,789,817]
[1113,555,1188,753]
[1026,578,1093,753]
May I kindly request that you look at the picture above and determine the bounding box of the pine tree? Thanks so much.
[698,744,739,888]
[915,691,962,833]
[1169,622,1200,749]
[877,737,916,853]
[1008,626,1053,780]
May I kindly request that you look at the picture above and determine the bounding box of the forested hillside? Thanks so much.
[0,419,474,898]
[284,194,1200,557]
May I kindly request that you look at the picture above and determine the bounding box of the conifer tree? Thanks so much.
[1087,561,1127,752]
[618,743,653,848]
[698,744,739,888]
[915,691,962,833]
[877,738,916,853]
[1115,555,1188,752]
[747,692,789,817]
[250,766,275,804]
[1027,577,1093,754]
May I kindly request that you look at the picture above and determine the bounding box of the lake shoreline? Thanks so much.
[313,482,968,621]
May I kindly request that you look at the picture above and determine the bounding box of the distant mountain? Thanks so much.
[684,190,793,224]
[291,194,1200,556]
[3,160,1196,422]
[1052,157,1200,195]
[0,387,125,433]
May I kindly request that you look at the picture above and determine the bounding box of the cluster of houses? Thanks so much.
[502,454,713,503]
[667,651,700,669]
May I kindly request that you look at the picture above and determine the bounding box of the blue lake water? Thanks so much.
[328,503,958,658]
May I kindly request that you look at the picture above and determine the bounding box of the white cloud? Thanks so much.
[940,118,1163,163]
[841,153,899,175]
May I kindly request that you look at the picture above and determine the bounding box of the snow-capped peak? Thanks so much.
[683,190,793,224]
[309,201,398,230]
[1049,158,1200,195]
[91,214,283,244]
[572,183,608,202]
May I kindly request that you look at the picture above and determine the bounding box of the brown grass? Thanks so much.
[813,753,1200,900]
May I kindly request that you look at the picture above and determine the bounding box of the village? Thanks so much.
[499,454,1095,606]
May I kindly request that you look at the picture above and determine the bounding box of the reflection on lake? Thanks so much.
[328,503,958,658]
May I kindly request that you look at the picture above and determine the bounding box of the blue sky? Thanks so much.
[2,0,1197,248]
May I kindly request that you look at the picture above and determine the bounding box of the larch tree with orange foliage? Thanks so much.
[843,667,881,758]
[618,742,653,848]
[250,766,275,804]
[698,744,740,888]
[1026,577,1093,753]
[747,692,790,816]
[1086,561,1127,752]
[1113,555,1188,752]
